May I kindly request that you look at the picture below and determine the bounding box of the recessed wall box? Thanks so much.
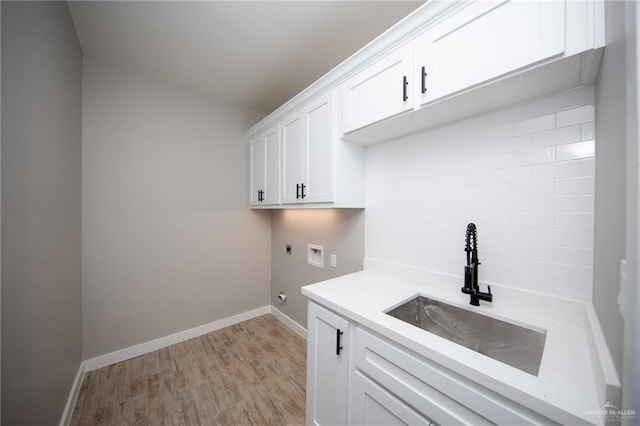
[307,244,324,268]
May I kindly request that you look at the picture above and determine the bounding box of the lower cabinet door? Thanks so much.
[352,370,433,426]
[306,302,350,426]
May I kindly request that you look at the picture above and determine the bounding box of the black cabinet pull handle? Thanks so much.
[402,75,408,102]
[296,184,300,199]
[421,66,427,94]
[258,190,261,202]
[336,329,344,355]
[301,183,306,199]
[260,190,264,202]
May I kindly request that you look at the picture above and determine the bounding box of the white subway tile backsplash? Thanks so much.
[477,183,511,198]
[460,153,510,173]
[512,114,556,136]
[493,135,532,154]
[482,268,512,286]
[492,166,532,183]
[580,195,595,212]
[556,177,594,195]
[511,180,556,197]
[581,122,595,140]
[556,105,595,127]
[556,140,595,161]
[528,260,593,283]
[364,88,595,301]
[482,254,533,274]
[532,125,581,148]
[512,212,555,228]
[581,158,595,176]
[532,196,585,212]
[554,247,593,266]
[511,242,554,261]
[472,213,513,227]
[511,147,555,166]
[476,197,530,213]
[510,272,590,301]
[556,213,594,230]
[482,240,514,257]
[484,226,532,243]
[476,123,513,144]
[532,161,582,180]
[530,229,593,249]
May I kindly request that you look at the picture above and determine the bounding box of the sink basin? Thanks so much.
[386,296,546,376]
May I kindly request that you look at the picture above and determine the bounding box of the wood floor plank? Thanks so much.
[71,314,307,425]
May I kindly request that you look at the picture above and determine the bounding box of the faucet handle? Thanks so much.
[487,285,491,294]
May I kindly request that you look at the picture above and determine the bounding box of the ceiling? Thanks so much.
[68,1,423,115]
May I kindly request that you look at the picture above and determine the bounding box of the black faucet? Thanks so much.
[462,223,493,306]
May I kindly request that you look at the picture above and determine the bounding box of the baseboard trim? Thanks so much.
[84,305,271,371]
[270,305,307,339]
[60,361,86,426]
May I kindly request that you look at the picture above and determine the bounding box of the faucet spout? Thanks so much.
[462,223,493,306]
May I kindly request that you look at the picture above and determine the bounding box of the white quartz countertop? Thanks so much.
[302,270,603,425]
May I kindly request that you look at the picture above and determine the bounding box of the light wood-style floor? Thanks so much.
[71,314,307,425]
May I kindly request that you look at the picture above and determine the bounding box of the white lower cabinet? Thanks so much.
[352,370,433,426]
[306,302,350,426]
[306,302,557,426]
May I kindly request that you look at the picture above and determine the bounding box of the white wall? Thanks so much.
[1,2,83,424]
[82,57,270,359]
[365,87,596,301]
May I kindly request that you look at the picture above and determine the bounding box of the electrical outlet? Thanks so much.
[330,254,337,268]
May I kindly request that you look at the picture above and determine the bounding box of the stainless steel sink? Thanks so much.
[386,296,546,376]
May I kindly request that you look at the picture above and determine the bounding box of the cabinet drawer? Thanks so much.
[354,327,555,425]
[352,370,433,426]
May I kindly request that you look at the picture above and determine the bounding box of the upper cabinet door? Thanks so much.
[415,0,565,106]
[263,126,280,205]
[249,125,280,206]
[342,44,414,134]
[282,92,336,205]
[249,137,266,206]
[303,92,335,204]
[281,113,305,204]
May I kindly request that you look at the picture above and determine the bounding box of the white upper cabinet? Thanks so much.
[305,94,335,203]
[415,0,565,106]
[342,44,414,134]
[282,92,335,205]
[246,0,603,204]
[281,113,305,204]
[249,125,279,206]
[341,0,603,145]
[248,89,364,209]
